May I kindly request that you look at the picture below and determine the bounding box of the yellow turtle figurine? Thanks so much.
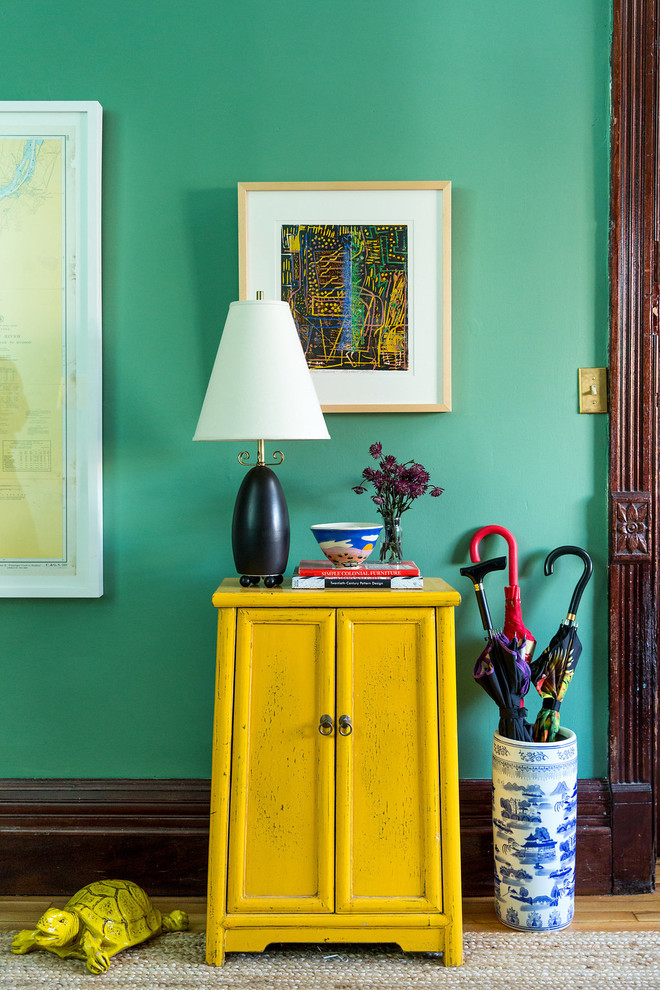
[11,878,188,974]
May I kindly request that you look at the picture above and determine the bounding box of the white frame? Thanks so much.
[0,101,102,597]
[238,181,451,413]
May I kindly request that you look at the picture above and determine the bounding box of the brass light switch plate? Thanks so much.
[578,367,608,413]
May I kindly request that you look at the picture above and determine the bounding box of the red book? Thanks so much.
[298,559,420,578]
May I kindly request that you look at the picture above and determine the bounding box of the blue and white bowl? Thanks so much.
[310,522,383,567]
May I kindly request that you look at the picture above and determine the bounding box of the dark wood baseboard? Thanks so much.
[0,777,613,896]
[0,780,211,895]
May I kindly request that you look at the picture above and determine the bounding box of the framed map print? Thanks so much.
[238,181,451,412]
[0,102,102,596]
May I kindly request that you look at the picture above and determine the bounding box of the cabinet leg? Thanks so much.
[205,929,226,966]
[442,929,463,967]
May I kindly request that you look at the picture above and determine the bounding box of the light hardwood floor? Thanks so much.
[1,881,658,935]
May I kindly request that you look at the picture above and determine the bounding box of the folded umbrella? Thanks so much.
[460,556,533,741]
[474,631,533,741]
[531,546,593,743]
[470,525,536,665]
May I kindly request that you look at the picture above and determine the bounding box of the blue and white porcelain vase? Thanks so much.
[492,728,577,931]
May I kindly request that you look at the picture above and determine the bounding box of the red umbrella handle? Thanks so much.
[470,525,519,586]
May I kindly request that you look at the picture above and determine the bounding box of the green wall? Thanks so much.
[0,0,610,779]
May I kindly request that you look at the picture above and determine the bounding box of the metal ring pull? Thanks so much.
[318,714,334,736]
[338,714,353,736]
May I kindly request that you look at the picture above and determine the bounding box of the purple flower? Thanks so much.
[407,463,429,484]
[352,444,444,517]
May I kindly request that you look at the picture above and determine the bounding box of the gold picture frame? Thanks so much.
[238,181,451,413]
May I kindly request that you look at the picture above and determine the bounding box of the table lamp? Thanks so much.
[193,294,330,587]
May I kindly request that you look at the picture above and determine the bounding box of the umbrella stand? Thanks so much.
[492,728,578,930]
[531,546,593,742]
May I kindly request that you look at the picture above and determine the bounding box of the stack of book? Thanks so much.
[292,560,423,589]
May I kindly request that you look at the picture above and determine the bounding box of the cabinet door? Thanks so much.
[227,608,335,913]
[335,607,442,913]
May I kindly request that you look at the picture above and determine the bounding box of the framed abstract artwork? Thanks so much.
[0,102,103,597]
[238,181,451,412]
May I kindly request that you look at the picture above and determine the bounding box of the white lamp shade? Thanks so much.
[193,300,330,441]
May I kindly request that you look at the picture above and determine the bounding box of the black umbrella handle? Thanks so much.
[544,545,593,620]
[460,556,507,635]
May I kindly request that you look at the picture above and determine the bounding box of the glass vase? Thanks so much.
[380,512,403,563]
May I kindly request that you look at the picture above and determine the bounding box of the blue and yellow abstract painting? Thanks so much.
[281,224,408,371]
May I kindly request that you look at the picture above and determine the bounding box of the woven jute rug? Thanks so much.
[2,930,660,989]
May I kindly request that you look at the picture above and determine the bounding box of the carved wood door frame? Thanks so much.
[610,0,658,892]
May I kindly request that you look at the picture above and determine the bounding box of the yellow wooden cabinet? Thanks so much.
[206,578,463,967]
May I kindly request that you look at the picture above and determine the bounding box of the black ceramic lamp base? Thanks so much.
[231,464,290,587]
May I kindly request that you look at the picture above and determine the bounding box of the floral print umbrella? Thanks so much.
[530,546,593,742]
